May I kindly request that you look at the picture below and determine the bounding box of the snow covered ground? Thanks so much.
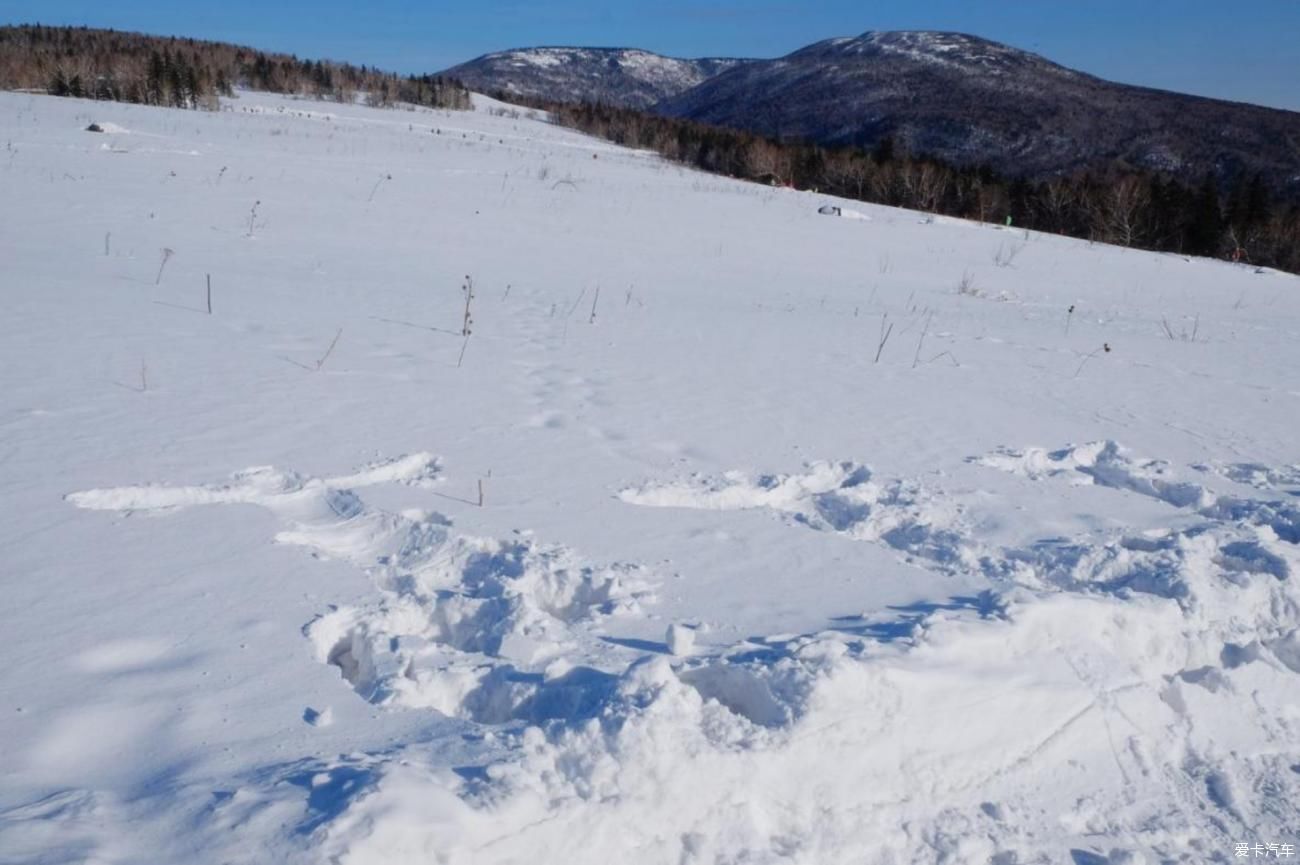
[1,89,1298,864]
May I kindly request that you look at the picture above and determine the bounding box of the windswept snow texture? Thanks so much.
[1,89,1299,864]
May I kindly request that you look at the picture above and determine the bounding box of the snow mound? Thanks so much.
[621,460,974,568]
[1195,460,1300,492]
[303,588,1299,865]
[69,453,445,564]
[307,536,655,722]
[977,441,1300,543]
[292,450,1300,863]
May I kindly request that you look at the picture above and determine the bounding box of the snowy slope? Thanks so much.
[0,89,1298,865]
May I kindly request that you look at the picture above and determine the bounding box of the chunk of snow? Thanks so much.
[666,623,695,655]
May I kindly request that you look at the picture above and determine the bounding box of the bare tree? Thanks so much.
[1089,176,1149,246]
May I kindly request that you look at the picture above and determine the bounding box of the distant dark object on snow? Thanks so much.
[818,204,871,221]
[85,123,103,132]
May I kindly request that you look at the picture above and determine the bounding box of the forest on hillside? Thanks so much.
[0,25,470,111]
[541,99,1300,276]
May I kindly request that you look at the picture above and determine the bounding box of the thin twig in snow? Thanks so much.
[874,314,893,364]
[926,351,959,367]
[155,248,174,285]
[367,173,391,202]
[567,287,587,318]
[369,315,460,336]
[912,313,933,369]
[1074,343,1112,378]
[315,329,343,371]
[461,275,475,337]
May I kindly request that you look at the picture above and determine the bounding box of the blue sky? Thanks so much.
[4,0,1299,111]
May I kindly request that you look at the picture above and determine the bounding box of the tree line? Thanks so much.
[0,25,470,111]
[537,99,1300,276]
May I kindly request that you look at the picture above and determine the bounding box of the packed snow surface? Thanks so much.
[1,89,1298,864]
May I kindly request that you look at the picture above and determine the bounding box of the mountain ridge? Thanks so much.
[440,30,1300,190]
[441,47,751,109]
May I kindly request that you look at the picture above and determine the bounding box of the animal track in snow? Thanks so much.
[68,454,657,724]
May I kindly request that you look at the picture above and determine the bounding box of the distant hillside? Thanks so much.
[655,31,1300,192]
[0,25,470,110]
[440,47,749,110]
[442,31,1300,195]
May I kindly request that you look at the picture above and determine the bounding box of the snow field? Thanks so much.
[0,89,1298,863]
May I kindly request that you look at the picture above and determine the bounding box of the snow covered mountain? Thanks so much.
[440,47,749,109]
[1,88,1298,864]
[443,31,1300,190]
[656,30,1300,188]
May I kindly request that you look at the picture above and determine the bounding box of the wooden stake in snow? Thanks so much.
[206,274,212,315]
[477,478,485,507]
[247,200,260,238]
[139,359,148,392]
[589,285,600,324]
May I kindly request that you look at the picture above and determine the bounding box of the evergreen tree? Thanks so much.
[146,50,165,105]
[872,136,896,165]
[48,68,69,96]
[1186,174,1224,257]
